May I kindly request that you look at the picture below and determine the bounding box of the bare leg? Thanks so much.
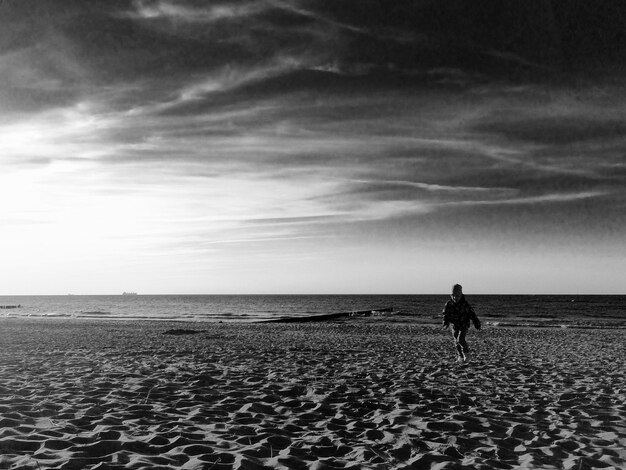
[451,326,469,360]
[458,328,469,355]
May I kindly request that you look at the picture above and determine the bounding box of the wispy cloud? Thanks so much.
[128,0,269,23]
[363,179,517,195]
[437,190,610,208]
[0,103,111,165]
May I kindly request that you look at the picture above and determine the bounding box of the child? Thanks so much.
[442,284,481,362]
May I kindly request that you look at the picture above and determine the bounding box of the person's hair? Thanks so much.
[452,284,463,293]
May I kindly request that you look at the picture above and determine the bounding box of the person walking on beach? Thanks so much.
[442,284,481,362]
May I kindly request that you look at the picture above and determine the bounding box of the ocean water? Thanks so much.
[0,295,624,327]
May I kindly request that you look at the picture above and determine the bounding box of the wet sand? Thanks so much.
[0,318,624,469]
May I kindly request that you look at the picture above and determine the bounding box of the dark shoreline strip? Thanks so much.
[261,307,394,323]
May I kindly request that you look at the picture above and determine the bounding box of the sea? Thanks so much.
[0,295,624,328]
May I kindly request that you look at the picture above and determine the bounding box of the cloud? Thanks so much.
[243,215,341,226]
[475,115,626,145]
[52,70,620,246]
[128,0,268,23]
[0,102,112,167]
[0,37,89,115]
[377,180,516,195]
[2,0,625,291]
[323,179,514,206]
[438,190,610,207]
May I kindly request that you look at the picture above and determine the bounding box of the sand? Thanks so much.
[0,318,624,470]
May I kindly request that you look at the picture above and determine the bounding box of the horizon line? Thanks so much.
[0,293,622,296]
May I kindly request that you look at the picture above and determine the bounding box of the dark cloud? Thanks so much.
[254,4,319,28]
[3,0,625,119]
[318,0,626,79]
[552,0,626,73]
[475,115,626,145]
[420,189,626,244]
[151,68,447,120]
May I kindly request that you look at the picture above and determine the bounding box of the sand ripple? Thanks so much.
[0,319,624,469]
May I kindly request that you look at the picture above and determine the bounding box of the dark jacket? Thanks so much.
[442,295,481,330]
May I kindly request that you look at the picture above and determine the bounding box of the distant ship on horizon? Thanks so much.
[122,292,138,296]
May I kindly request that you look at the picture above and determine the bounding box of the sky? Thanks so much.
[0,0,625,295]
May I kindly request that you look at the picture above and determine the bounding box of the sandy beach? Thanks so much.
[0,318,624,470]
